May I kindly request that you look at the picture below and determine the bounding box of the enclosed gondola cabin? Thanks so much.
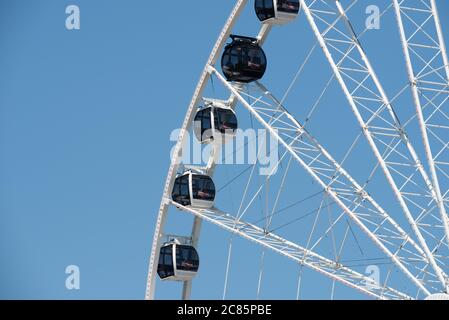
[172,172,216,208]
[221,35,267,83]
[194,106,238,143]
[157,242,200,281]
[255,0,300,24]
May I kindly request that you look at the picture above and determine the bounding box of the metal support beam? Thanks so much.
[393,0,449,260]
[298,0,448,290]
[173,202,412,300]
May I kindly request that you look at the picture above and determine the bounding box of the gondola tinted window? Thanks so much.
[191,174,215,201]
[194,108,213,141]
[277,0,300,13]
[221,35,267,83]
[255,0,275,21]
[176,245,200,272]
[157,245,174,279]
[172,175,191,206]
[214,108,238,134]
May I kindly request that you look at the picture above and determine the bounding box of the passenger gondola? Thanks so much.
[157,241,200,281]
[255,0,300,24]
[194,105,238,143]
[172,171,216,208]
[221,35,267,83]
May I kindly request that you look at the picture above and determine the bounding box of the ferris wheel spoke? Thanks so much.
[393,0,449,255]
[298,0,449,289]
[171,201,412,300]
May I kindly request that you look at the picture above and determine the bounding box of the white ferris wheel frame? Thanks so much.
[146,0,449,300]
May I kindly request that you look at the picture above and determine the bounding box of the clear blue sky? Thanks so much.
[1,0,448,300]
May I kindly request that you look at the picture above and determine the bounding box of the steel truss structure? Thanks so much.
[393,0,449,249]
[146,0,449,299]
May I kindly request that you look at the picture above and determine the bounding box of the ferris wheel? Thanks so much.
[145,0,449,300]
